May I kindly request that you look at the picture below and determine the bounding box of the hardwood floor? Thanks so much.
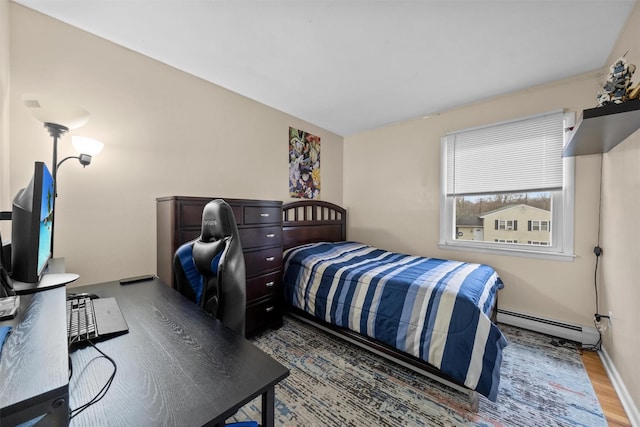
[581,349,631,427]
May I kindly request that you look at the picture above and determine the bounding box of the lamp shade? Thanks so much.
[72,136,104,156]
[22,93,90,129]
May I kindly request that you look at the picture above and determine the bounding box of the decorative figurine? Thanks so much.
[598,55,636,106]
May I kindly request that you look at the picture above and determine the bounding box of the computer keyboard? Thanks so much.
[66,294,129,349]
[66,296,98,346]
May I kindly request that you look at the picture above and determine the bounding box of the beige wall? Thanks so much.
[1,0,9,239]
[345,73,602,326]
[600,0,640,418]
[7,4,343,286]
[345,2,639,416]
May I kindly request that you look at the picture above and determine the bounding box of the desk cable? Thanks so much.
[68,341,117,421]
[582,154,605,353]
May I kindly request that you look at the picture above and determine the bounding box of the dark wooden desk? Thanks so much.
[0,288,69,426]
[69,279,289,426]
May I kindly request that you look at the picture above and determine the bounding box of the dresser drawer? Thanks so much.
[244,247,282,277]
[246,298,282,336]
[179,200,242,227]
[179,229,200,246]
[238,226,282,249]
[246,271,281,301]
[243,206,282,225]
[179,201,209,226]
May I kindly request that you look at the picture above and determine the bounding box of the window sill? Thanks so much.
[438,241,575,262]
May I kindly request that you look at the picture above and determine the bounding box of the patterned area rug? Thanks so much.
[231,316,606,426]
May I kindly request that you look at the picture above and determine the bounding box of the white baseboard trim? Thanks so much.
[599,347,640,427]
[496,309,599,346]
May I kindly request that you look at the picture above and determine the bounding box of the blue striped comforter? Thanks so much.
[283,241,508,401]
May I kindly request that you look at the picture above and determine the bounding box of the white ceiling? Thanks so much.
[13,0,637,136]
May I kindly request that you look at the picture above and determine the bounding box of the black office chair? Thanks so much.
[0,229,15,298]
[174,199,246,336]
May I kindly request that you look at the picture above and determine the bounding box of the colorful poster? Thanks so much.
[289,127,320,199]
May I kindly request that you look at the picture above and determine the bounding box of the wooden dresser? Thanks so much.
[156,196,283,337]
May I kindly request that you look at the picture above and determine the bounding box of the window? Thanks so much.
[530,220,550,232]
[496,219,517,230]
[440,110,575,261]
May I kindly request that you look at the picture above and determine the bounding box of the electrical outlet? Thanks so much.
[595,320,603,332]
[594,314,609,333]
[608,311,613,326]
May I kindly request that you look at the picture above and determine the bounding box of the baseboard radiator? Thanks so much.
[497,309,600,347]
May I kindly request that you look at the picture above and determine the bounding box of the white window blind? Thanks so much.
[445,110,564,196]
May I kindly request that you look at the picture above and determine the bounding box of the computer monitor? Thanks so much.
[11,161,55,284]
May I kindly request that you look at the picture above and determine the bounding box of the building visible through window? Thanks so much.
[455,192,551,246]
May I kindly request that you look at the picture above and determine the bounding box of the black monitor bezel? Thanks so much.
[11,161,54,284]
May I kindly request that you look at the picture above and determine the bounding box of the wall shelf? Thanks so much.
[562,99,640,157]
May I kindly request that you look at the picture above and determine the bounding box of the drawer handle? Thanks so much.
[265,256,275,262]
[266,281,275,287]
[265,306,275,313]
[266,233,275,238]
[260,213,270,217]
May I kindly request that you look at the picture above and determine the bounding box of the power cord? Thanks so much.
[550,337,581,352]
[68,341,117,421]
[585,252,604,352]
[593,244,602,321]
[585,154,606,353]
[593,154,603,320]
[582,322,603,353]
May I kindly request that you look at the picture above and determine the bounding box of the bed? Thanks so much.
[281,200,507,410]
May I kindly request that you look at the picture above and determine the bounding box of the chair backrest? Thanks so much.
[0,229,14,298]
[174,199,246,335]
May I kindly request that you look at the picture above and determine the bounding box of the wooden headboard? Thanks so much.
[282,200,347,250]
